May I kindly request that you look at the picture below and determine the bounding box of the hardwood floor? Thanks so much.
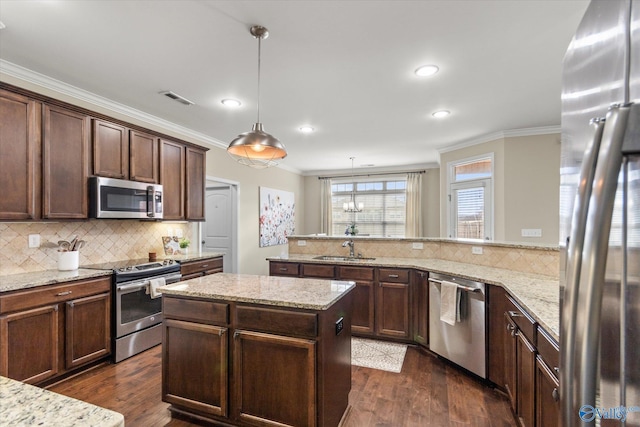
[48,344,516,427]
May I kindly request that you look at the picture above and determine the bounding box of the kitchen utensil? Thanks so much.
[58,241,71,251]
[72,240,86,251]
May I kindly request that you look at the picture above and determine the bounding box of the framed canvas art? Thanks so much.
[259,187,295,247]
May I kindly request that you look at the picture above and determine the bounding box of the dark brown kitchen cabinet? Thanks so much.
[92,119,129,179]
[516,329,536,427]
[180,256,223,280]
[160,139,185,220]
[129,129,158,183]
[412,270,428,346]
[376,268,410,339]
[504,312,518,410]
[337,266,375,336]
[487,284,512,389]
[301,263,336,278]
[535,327,560,427]
[0,89,41,220]
[0,276,111,385]
[269,261,300,277]
[185,146,206,220]
[43,104,89,219]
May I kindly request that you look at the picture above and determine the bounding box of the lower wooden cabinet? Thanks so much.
[516,330,536,427]
[0,276,111,385]
[180,256,223,280]
[337,266,375,335]
[376,279,410,339]
[412,270,428,346]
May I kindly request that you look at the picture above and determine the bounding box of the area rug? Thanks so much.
[351,338,408,373]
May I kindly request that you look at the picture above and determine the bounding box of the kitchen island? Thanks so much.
[158,273,355,427]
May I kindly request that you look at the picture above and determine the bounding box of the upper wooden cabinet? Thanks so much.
[185,146,206,220]
[92,119,129,179]
[160,139,185,220]
[0,89,41,220]
[129,130,159,183]
[43,104,89,219]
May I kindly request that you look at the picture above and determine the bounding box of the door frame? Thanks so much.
[199,175,239,273]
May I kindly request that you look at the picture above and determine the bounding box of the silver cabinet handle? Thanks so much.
[388,274,399,278]
[507,310,522,318]
[56,291,72,297]
[201,264,209,268]
[552,388,560,403]
[562,104,631,426]
[279,267,288,271]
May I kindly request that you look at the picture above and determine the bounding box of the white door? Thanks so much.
[203,184,237,273]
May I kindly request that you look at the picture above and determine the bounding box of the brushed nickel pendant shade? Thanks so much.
[227,25,286,169]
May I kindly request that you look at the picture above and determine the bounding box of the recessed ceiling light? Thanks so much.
[432,110,450,118]
[415,65,439,77]
[221,99,241,108]
[299,125,315,133]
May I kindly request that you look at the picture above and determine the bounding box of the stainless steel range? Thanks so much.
[83,259,181,362]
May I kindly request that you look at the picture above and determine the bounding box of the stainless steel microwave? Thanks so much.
[89,177,163,219]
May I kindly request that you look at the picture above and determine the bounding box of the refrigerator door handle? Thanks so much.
[560,117,605,426]
[567,103,631,426]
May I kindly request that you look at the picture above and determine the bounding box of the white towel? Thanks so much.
[147,277,166,299]
[440,280,460,326]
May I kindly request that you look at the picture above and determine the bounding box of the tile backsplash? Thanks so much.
[0,221,194,275]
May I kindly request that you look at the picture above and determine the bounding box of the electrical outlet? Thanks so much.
[472,246,483,255]
[521,228,542,237]
[28,234,40,248]
[297,240,307,246]
[412,242,424,250]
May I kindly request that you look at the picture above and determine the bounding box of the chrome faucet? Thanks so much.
[342,239,355,257]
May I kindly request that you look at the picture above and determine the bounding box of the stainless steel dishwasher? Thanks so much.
[428,272,486,378]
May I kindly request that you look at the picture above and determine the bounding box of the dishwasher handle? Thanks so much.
[428,278,481,293]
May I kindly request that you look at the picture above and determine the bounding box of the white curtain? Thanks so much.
[320,178,333,235]
[405,172,423,237]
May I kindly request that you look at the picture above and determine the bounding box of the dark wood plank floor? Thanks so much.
[48,344,516,427]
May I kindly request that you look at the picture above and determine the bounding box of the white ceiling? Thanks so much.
[0,0,589,175]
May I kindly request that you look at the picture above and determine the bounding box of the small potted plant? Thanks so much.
[179,238,190,255]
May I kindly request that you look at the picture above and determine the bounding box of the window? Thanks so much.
[448,155,493,240]
[331,178,406,237]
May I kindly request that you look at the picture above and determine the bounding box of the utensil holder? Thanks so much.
[58,251,79,271]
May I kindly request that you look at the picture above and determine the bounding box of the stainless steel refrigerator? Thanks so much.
[560,0,640,426]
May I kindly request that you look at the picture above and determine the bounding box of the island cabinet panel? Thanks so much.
[337,266,375,335]
[129,129,158,183]
[0,89,41,220]
[92,119,129,179]
[160,139,185,220]
[65,292,111,369]
[180,256,223,280]
[163,319,228,418]
[43,104,89,219]
[412,270,429,346]
[236,305,317,339]
[163,297,229,325]
[233,330,316,427]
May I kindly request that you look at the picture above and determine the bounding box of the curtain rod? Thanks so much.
[318,170,426,180]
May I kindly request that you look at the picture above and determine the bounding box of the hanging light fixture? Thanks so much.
[343,157,364,212]
[227,25,287,168]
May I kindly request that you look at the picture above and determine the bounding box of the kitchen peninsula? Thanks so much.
[158,273,355,427]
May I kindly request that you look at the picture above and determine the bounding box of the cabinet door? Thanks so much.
[269,262,300,277]
[536,356,559,427]
[412,271,428,346]
[129,129,158,183]
[516,330,536,427]
[65,292,111,369]
[43,104,89,219]
[163,319,228,418]
[376,281,410,339]
[351,280,375,335]
[0,89,41,220]
[504,312,518,411]
[487,285,511,389]
[185,146,206,220]
[233,330,316,427]
[0,305,59,384]
[160,139,185,220]
[92,119,129,179]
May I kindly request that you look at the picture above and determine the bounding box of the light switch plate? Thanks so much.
[28,234,40,248]
[412,242,424,250]
[521,228,542,237]
[297,240,307,246]
[472,246,483,255]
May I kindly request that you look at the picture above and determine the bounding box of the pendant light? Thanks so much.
[343,157,364,212]
[227,25,287,168]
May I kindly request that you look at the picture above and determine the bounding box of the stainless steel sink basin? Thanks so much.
[313,255,376,262]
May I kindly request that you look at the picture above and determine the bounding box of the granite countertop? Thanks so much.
[268,254,560,340]
[0,376,124,427]
[0,252,225,294]
[159,273,356,311]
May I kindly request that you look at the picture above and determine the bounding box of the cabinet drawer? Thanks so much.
[270,262,300,277]
[0,276,111,314]
[180,257,223,276]
[236,305,317,338]
[506,296,537,345]
[378,268,409,283]
[301,263,335,278]
[163,296,229,325]
[338,266,374,281]
[536,326,559,374]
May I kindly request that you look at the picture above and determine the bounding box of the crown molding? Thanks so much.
[437,125,561,154]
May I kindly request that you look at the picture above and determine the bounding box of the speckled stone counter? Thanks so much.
[267,254,560,340]
[0,376,124,426]
[166,251,225,263]
[159,273,355,310]
[0,269,113,293]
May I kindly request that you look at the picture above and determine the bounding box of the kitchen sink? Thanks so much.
[313,255,376,262]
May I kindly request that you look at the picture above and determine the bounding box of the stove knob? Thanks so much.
[118,268,125,272]
[163,260,168,265]
[127,266,134,271]
[168,259,174,264]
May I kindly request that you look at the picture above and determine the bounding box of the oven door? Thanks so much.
[115,273,180,338]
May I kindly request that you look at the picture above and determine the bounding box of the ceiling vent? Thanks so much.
[159,91,195,106]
